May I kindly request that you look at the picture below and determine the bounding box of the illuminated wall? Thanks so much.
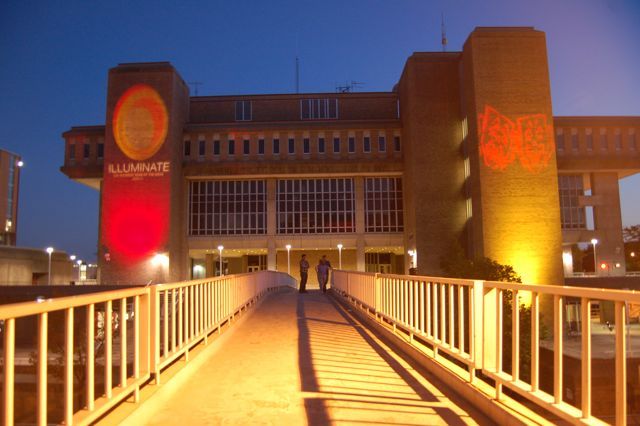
[461,28,564,287]
[100,64,189,284]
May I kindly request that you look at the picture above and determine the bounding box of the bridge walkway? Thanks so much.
[120,288,494,425]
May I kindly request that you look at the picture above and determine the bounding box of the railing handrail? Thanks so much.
[333,270,634,426]
[0,270,294,426]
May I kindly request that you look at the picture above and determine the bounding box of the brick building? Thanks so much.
[0,149,22,246]
[61,27,640,286]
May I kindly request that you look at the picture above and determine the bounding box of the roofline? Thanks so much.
[190,91,397,101]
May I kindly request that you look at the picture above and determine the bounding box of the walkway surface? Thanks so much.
[123,288,494,426]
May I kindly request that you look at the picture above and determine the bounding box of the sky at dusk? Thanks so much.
[1,0,639,262]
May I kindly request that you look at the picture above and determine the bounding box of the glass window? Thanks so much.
[189,180,266,235]
[184,140,191,157]
[318,137,325,154]
[213,140,220,156]
[235,100,252,121]
[348,137,355,153]
[288,138,295,154]
[378,136,386,152]
[97,143,104,159]
[228,139,235,155]
[630,132,637,151]
[273,138,280,154]
[615,132,622,151]
[258,139,265,155]
[333,137,340,153]
[394,136,401,152]
[69,144,75,159]
[600,132,608,151]
[364,177,404,233]
[571,132,579,150]
[300,98,338,119]
[303,138,310,154]
[199,140,205,156]
[556,132,565,151]
[83,143,90,159]
[586,133,593,151]
[276,178,355,234]
[558,175,586,229]
[363,137,371,153]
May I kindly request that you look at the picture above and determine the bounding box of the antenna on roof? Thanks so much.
[441,13,448,52]
[189,82,202,96]
[335,81,365,93]
[295,56,300,94]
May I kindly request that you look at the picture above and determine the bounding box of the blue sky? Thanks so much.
[1,0,639,262]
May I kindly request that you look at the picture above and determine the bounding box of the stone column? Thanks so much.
[591,172,626,276]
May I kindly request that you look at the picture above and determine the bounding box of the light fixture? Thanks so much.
[591,239,598,275]
[285,244,292,275]
[70,255,76,261]
[337,243,343,269]
[218,245,224,276]
[16,160,24,167]
[46,247,54,285]
[151,253,169,267]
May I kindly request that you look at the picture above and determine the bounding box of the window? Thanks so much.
[273,138,280,154]
[300,98,338,119]
[199,140,205,156]
[600,131,608,151]
[571,131,578,151]
[288,138,295,154]
[348,137,355,153]
[228,139,235,155]
[586,131,593,151]
[235,100,252,121]
[363,136,371,153]
[558,175,586,229]
[258,139,265,155]
[97,143,104,159]
[83,144,90,159]
[213,140,220,156]
[556,131,565,151]
[303,138,310,154]
[318,137,325,154]
[276,178,355,234]
[378,136,386,152]
[394,136,401,152]
[243,139,250,155]
[184,140,191,157]
[69,144,75,159]
[365,177,404,233]
[189,180,266,235]
[630,132,637,151]
[333,137,340,153]
[615,131,622,151]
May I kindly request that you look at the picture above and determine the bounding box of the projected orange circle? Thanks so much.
[113,84,168,161]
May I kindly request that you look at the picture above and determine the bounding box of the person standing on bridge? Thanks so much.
[316,257,331,293]
[299,254,309,293]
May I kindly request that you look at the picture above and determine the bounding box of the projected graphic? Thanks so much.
[113,84,168,161]
[478,105,553,173]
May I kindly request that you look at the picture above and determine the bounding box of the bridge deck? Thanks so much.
[121,288,493,425]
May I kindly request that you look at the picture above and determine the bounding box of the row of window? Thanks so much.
[68,142,104,160]
[184,135,401,157]
[556,129,637,153]
[558,175,586,229]
[234,98,340,121]
[188,177,404,236]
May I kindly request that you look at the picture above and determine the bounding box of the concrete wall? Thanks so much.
[0,247,72,285]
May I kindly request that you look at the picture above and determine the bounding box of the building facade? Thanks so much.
[60,27,640,286]
[0,149,22,246]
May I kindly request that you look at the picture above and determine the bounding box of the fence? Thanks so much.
[0,270,294,426]
[332,270,640,426]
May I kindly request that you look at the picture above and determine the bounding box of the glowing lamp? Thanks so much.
[151,253,169,268]
[70,255,76,261]
[77,260,82,266]
[591,238,598,245]
[16,160,24,167]
[46,247,54,254]
[631,252,636,258]
[600,263,607,270]
[615,263,621,268]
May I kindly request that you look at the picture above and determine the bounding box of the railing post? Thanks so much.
[614,301,627,426]
[481,281,497,375]
[150,285,161,384]
[471,280,484,379]
[138,290,151,393]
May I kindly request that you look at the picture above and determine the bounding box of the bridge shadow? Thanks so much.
[296,290,489,425]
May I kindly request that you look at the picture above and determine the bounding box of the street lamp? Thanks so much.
[285,244,292,275]
[591,238,598,274]
[408,250,415,269]
[218,245,224,276]
[337,244,343,269]
[77,259,82,282]
[46,247,54,285]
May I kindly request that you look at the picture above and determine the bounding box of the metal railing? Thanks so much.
[332,270,639,426]
[0,270,294,425]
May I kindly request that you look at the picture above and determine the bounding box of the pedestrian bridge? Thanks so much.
[0,271,637,425]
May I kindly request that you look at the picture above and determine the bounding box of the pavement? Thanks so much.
[121,288,493,426]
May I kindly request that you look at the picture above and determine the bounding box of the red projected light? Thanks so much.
[478,105,554,173]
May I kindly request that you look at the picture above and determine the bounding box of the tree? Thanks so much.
[440,245,544,383]
[623,225,640,242]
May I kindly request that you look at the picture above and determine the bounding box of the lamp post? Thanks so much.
[218,245,224,276]
[285,244,292,275]
[591,238,598,275]
[337,244,343,269]
[77,259,82,282]
[46,247,54,285]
